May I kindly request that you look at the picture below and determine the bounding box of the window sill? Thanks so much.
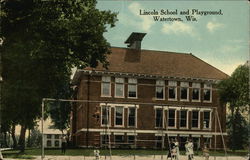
[168,99,177,101]
[155,98,165,100]
[191,127,200,130]
[128,97,138,99]
[203,100,212,103]
[191,100,200,102]
[101,95,112,98]
[114,96,125,99]
[114,125,125,128]
[167,127,177,129]
[179,127,188,130]
[180,99,189,102]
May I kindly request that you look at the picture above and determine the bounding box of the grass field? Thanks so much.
[2,148,248,159]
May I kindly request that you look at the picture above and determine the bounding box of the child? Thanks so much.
[203,145,209,160]
[185,139,194,160]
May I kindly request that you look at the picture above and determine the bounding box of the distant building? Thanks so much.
[43,132,62,148]
[42,118,66,148]
[71,32,229,150]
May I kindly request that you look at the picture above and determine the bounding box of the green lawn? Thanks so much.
[2,148,248,159]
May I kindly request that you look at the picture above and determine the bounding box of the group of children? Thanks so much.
[167,138,210,160]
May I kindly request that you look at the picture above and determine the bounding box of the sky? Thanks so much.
[96,0,249,76]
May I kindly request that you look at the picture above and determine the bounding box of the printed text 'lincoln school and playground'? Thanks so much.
[139,9,223,22]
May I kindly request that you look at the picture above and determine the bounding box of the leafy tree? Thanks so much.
[1,0,117,152]
[217,65,249,150]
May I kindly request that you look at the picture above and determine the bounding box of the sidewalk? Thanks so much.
[4,155,248,160]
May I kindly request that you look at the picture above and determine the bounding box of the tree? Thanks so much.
[217,65,249,150]
[1,0,117,152]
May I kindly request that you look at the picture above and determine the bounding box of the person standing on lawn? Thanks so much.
[202,145,209,160]
[61,135,67,154]
[167,139,176,159]
[185,139,194,160]
[174,138,180,160]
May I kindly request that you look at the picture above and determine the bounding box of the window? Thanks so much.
[192,110,199,128]
[168,109,176,127]
[180,110,188,128]
[156,80,165,99]
[128,107,136,127]
[192,83,200,101]
[54,140,59,147]
[127,135,135,144]
[101,76,111,97]
[204,84,212,102]
[47,134,52,139]
[115,78,124,97]
[155,136,163,149]
[168,81,177,100]
[203,111,211,129]
[115,135,124,143]
[155,109,163,128]
[101,135,109,146]
[47,140,52,147]
[54,135,59,139]
[115,106,124,126]
[180,82,189,101]
[128,78,137,98]
[203,137,211,148]
[101,106,110,126]
[179,136,188,150]
[192,137,200,150]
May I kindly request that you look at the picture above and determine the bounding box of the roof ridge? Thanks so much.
[110,46,190,55]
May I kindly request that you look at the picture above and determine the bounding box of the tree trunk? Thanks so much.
[3,132,7,147]
[18,125,27,153]
[11,124,17,149]
[27,129,31,147]
[231,106,236,152]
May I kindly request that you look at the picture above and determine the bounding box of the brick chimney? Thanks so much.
[125,32,146,50]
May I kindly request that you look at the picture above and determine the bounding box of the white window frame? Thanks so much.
[156,80,165,100]
[115,78,124,98]
[179,110,188,129]
[128,78,138,99]
[101,105,111,127]
[191,83,201,102]
[203,83,212,103]
[180,82,189,101]
[114,106,124,127]
[101,76,111,97]
[155,108,164,128]
[168,81,177,101]
[127,107,137,128]
[203,110,212,130]
[191,110,200,129]
[168,109,177,128]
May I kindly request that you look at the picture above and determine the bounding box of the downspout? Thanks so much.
[86,74,90,148]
